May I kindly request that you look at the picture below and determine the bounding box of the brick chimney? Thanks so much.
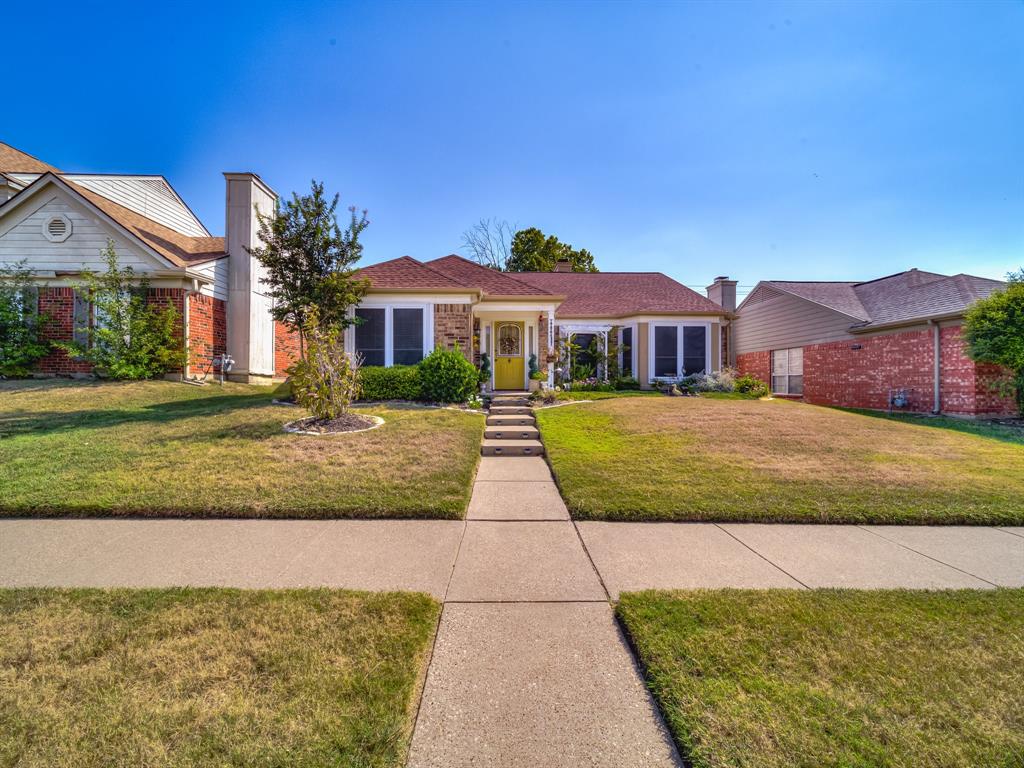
[706,275,737,312]
[224,172,278,382]
[553,259,573,272]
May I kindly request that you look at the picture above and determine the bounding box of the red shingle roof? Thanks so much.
[354,255,470,291]
[425,255,556,296]
[513,271,726,316]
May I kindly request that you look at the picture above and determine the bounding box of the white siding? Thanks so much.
[733,286,856,355]
[0,192,165,272]
[9,174,208,237]
[193,257,229,301]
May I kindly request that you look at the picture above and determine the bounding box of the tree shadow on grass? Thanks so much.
[0,392,276,439]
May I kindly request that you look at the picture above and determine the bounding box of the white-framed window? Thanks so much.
[771,347,803,395]
[649,322,711,380]
[351,303,432,367]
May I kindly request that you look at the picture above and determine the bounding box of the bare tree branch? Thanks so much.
[460,218,515,270]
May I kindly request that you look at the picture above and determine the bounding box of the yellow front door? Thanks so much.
[494,322,525,390]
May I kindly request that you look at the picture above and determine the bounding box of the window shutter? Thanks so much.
[73,291,91,347]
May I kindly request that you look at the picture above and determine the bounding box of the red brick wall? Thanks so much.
[738,325,1016,416]
[735,350,770,387]
[275,320,300,377]
[35,288,92,375]
[433,304,473,359]
[186,294,227,375]
[940,325,1016,415]
[803,330,935,412]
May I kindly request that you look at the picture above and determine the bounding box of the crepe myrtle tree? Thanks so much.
[963,268,1024,415]
[249,180,370,359]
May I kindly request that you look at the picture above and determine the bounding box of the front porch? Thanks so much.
[475,303,558,392]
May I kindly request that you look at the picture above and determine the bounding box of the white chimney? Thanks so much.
[224,172,278,382]
[706,275,737,313]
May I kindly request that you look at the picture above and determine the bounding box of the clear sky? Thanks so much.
[7,0,1022,297]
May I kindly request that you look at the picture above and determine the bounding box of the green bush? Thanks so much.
[359,365,422,401]
[419,347,478,403]
[614,376,640,390]
[288,311,359,420]
[0,260,49,377]
[735,373,769,398]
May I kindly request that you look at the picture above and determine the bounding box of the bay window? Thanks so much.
[649,322,711,379]
[771,347,803,395]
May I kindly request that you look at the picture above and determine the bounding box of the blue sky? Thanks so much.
[7,0,1022,297]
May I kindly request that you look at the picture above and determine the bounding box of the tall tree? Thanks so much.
[249,180,369,358]
[461,218,515,270]
[963,268,1024,415]
[505,227,598,272]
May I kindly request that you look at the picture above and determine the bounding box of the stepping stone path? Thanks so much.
[407,392,682,767]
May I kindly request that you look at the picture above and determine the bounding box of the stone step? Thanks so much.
[484,426,540,441]
[489,397,531,407]
[480,439,545,457]
[489,405,533,416]
[486,414,536,427]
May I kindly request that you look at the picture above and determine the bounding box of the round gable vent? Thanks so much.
[43,214,72,243]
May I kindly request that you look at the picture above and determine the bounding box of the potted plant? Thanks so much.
[527,353,544,392]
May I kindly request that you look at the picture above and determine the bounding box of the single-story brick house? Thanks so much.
[1,141,730,386]
[731,269,1014,416]
[351,255,730,390]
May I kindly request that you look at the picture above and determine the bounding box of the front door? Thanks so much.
[494,322,524,390]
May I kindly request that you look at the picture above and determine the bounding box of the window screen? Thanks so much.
[682,327,706,375]
[771,348,803,394]
[620,327,632,376]
[392,308,424,365]
[355,308,386,366]
[573,333,596,373]
[653,326,678,377]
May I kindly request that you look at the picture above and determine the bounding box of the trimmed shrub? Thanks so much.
[614,376,640,390]
[735,373,770,398]
[688,369,735,393]
[419,347,478,403]
[359,365,422,401]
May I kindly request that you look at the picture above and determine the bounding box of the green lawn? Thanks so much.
[0,588,439,768]
[0,380,483,518]
[536,396,1024,524]
[617,589,1024,768]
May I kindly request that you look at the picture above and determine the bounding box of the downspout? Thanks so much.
[931,320,941,414]
[182,289,191,381]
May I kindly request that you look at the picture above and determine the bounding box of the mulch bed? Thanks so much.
[286,413,380,434]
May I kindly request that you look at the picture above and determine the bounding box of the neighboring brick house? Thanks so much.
[353,254,730,390]
[731,269,1014,416]
[0,142,298,381]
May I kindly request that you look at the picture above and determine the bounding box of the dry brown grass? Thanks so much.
[0,588,440,768]
[538,396,1024,523]
[618,589,1024,768]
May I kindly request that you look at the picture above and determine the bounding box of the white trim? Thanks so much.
[646,320,712,382]
[364,291,474,304]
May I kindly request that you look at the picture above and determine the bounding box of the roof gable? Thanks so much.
[355,255,471,291]
[0,173,225,269]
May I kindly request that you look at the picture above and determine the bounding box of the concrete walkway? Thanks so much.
[2,464,1022,767]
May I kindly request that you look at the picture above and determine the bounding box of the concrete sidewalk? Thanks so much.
[2,460,1021,768]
